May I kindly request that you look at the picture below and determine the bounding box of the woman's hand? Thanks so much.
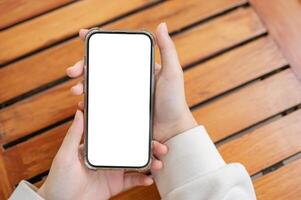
[152,23,197,142]
[67,23,197,143]
[38,110,168,200]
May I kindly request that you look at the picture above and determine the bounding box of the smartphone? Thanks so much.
[84,29,155,170]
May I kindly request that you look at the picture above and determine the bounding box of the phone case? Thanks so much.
[83,28,155,171]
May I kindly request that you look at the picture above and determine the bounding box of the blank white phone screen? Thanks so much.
[87,32,152,168]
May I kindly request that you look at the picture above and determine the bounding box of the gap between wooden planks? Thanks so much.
[254,157,301,200]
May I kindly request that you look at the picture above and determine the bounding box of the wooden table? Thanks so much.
[1,0,301,199]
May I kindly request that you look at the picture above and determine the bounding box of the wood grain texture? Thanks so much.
[0,188,4,200]
[250,0,301,81]
[3,122,70,185]
[107,0,247,33]
[166,7,266,67]
[0,150,11,198]
[0,39,84,104]
[220,108,301,175]
[0,8,267,145]
[254,158,301,200]
[0,0,154,64]
[185,36,287,107]
[0,0,248,103]
[0,79,81,144]
[0,0,76,30]
[193,69,301,142]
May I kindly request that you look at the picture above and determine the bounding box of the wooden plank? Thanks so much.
[0,150,12,198]
[220,108,301,175]
[0,8,266,144]
[0,79,81,144]
[0,0,154,64]
[0,0,248,103]
[254,158,301,200]
[0,0,76,30]
[250,0,301,81]
[2,122,70,185]
[193,69,301,142]
[185,36,287,107]
[0,188,4,200]
[166,7,266,67]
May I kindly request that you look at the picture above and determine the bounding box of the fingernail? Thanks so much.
[78,101,84,108]
[75,110,80,119]
[71,82,82,94]
[70,85,77,94]
[71,87,78,95]
[162,145,168,154]
[158,163,163,170]
[157,160,163,168]
[79,29,88,36]
[74,60,82,67]
[145,177,153,186]
[66,66,73,74]
[160,22,168,34]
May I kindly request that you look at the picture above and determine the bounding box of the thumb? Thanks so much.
[155,22,182,76]
[61,110,84,154]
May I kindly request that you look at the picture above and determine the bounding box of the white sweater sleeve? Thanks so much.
[152,126,257,200]
[9,180,43,200]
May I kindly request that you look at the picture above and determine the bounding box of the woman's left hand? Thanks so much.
[37,110,168,200]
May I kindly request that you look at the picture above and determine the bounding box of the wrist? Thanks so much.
[160,109,198,143]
